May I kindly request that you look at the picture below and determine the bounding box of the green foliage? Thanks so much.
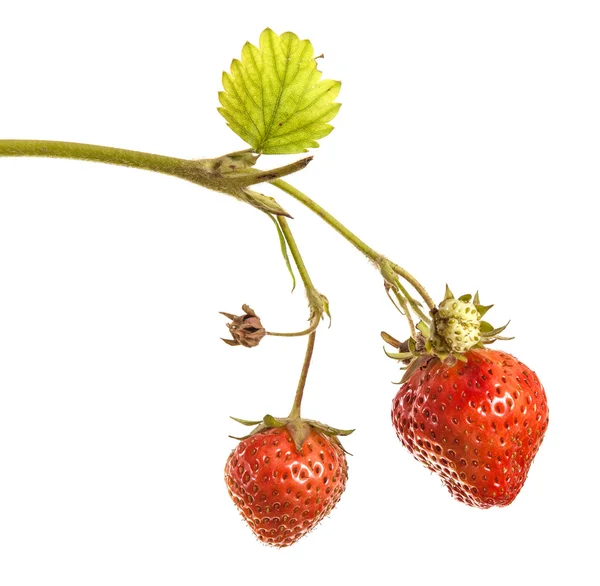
[218,28,341,154]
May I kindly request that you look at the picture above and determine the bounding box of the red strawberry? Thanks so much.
[391,347,548,508]
[225,427,348,547]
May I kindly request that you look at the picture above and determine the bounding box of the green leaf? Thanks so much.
[218,28,341,154]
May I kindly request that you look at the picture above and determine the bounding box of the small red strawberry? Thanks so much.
[391,348,548,508]
[225,417,350,547]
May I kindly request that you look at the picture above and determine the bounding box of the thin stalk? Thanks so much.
[267,324,318,338]
[272,179,381,261]
[272,178,436,311]
[288,332,317,419]
[389,262,436,311]
[266,217,322,338]
[388,286,417,340]
[276,217,315,292]
[395,280,431,324]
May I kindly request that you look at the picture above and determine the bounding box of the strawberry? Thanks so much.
[391,347,549,508]
[225,425,349,547]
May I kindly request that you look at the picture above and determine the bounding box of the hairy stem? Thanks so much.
[0,140,308,216]
[271,178,436,311]
[1,139,203,179]
[266,217,324,338]
[0,139,437,320]
[288,332,317,419]
[387,285,417,340]
[277,217,315,292]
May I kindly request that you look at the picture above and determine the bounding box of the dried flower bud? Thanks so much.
[220,305,266,348]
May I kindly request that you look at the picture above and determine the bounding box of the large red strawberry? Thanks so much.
[391,347,549,508]
[225,421,349,547]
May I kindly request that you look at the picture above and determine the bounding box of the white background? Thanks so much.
[1,1,599,584]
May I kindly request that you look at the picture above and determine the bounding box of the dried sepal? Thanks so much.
[220,304,266,348]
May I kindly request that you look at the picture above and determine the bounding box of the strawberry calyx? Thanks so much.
[230,414,354,452]
[383,287,513,381]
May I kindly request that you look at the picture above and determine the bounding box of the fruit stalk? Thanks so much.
[272,178,436,313]
[265,218,325,338]
[289,331,317,419]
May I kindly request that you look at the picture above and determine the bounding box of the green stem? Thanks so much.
[387,285,417,340]
[395,280,431,324]
[272,178,381,261]
[0,139,436,315]
[266,217,323,338]
[0,139,197,180]
[288,332,317,419]
[272,178,436,311]
[0,140,309,217]
[277,217,315,292]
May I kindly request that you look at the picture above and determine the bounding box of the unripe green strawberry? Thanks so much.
[431,297,481,354]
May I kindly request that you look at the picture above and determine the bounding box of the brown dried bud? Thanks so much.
[220,305,266,348]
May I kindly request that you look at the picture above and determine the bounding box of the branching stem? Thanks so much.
[0,139,437,335]
[271,178,437,317]
[266,217,324,338]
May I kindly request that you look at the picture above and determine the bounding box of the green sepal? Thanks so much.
[205,149,259,174]
[473,291,481,305]
[228,412,353,453]
[321,293,332,327]
[400,355,431,384]
[240,188,292,217]
[455,353,468,363]
[417,320,430,337]
[383,347,413,360]
[458,294,472,302]
[480,321,494,333]
[481,321,510,337]
[230,416,263,426]
[444,284,455,300]
[475,304,494,318]
[263,414,286,427]
[305,419,355,437]
[408,337,417,354]
[381,331,402,348]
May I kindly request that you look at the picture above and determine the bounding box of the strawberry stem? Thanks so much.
[265,217,326,337]
[0,139,438,338]
[271,178,437,333]
[0,139,308,215]
[288,331,317,419]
